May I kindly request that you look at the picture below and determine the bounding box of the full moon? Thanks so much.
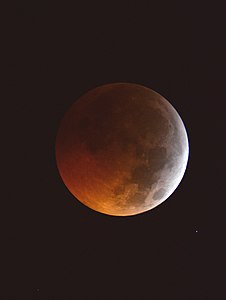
[56,83,189,216]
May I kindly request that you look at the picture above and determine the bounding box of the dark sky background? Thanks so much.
[4,1,224,299]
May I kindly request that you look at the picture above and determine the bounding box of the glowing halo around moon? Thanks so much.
[55,83,189,216]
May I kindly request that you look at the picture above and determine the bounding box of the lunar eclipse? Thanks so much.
[56,83,189,216]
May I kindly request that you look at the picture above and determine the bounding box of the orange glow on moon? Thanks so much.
[56,83,189,216]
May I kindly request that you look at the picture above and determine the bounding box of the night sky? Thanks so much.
[4,1,224,299]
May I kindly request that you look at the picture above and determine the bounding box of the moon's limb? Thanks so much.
[56,83,189,216]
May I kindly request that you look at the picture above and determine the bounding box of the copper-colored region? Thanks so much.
[56,83,189,216]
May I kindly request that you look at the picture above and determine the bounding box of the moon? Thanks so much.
[55,83,189,216]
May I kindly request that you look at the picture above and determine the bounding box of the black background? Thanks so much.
[4,1,225,299]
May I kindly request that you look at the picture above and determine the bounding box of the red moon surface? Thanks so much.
[55,83,189,216]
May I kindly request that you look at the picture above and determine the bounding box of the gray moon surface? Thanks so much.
[56,83,189,216]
